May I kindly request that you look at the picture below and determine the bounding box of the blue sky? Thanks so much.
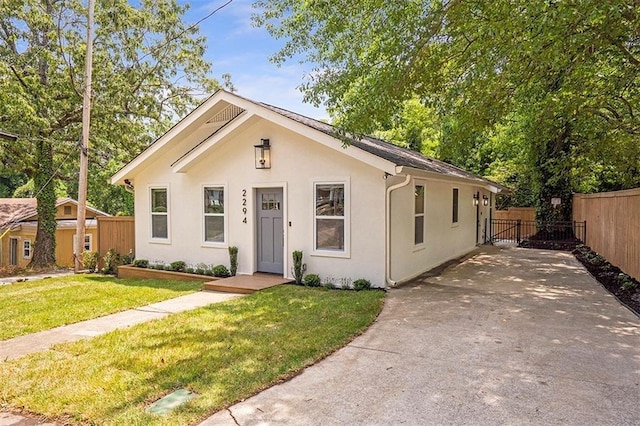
[180,0,328,120]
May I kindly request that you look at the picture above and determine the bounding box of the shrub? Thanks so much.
[228,246,238,276]
[151,263,165,270]
[132,259,149,268]
[291,250,306,285]
[323,282,336,290]
[101,249,121,275]
[195,268,206,275]
[204,269,214,277]
[185,267,195,274]
[353,279,372,291]
[169,260,186,272]
[82,251,99,273]
[620,273,638,291]
[121,249,135,265]
[212,264,230,278]
[303,274,321,287]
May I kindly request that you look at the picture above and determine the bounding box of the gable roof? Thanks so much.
[0,198,109,229]
[111,90,507,192]
[258,102,506,190]
[0,198,36,228]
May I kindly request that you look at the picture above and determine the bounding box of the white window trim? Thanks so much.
[23,239,32,259]
[72,233,93,254]
[414,182,426,249]
[452,187,460,227]
[149,185,171,244]
[202,183,228,248]
[311,178,351,259]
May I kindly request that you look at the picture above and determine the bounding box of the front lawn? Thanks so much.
[0,285,385,425]
[0,275,202,340]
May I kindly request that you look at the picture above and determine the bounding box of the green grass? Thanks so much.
[0,285,385,425]
[0,275,202,340]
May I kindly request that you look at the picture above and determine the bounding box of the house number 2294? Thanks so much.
[241,189,247,223]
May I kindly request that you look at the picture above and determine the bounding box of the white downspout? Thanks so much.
[385,174,411,287]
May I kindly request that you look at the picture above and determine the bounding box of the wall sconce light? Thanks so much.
[254,138,271,169]
[124,179,134,193]
[482,195,489,206]
[473,193,479,206]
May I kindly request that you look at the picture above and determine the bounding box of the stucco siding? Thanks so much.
[389,177,492,282]
[133,119,387,286]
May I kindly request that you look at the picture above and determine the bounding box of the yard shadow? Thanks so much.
[79,275,203,292]
[26,286,381,424]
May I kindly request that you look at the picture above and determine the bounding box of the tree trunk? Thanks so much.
[29,0,57,268]
[535,122,573,223]
[29,138,57,267]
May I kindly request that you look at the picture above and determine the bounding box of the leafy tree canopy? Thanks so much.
[255,0,640,218]
[1,0,224,265]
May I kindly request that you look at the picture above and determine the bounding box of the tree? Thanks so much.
[0,172,27,198]
[373,98,440,156]
[0,0,222,266]
[255,0,640,221]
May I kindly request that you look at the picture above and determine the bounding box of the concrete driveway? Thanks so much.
[204,246,640,426]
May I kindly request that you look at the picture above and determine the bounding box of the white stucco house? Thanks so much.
[111,90,504,287]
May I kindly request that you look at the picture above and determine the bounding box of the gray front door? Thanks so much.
[256,188,284,274]
[9,238,18,266]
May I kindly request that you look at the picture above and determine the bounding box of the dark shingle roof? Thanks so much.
[0,198,36,228]
[0,198,110,228]
[259,102,506,190]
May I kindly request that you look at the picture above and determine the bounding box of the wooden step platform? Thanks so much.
[204,273,292,294]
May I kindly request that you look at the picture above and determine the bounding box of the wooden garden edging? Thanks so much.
[117,265,216,282]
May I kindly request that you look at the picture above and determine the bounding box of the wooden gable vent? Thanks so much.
[206,104,244,126]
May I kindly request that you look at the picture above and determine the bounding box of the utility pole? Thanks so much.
[75,0,94,273]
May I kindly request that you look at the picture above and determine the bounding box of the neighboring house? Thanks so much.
[111,90,505,287]
[0,198,109,268]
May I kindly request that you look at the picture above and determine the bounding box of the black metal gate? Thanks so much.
[490,219,586,244]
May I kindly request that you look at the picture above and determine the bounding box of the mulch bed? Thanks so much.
[518,236,640,317]
[572,245,640,317]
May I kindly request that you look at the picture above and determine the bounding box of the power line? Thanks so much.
[137,0,234,63]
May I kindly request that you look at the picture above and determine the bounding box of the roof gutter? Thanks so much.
[396,166,506,193]
[385,174,411,287]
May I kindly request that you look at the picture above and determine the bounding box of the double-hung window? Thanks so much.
[23,240,31,259]
[452,188,459,224]
[151,187,169,240]
[204,186,225,243]
[314,182,346,252]
[72,234,92,254]
[414,184,425,245]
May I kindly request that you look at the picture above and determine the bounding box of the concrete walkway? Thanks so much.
[0,291,241,362]
[203,246,640,425]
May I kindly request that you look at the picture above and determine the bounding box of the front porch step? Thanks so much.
[203,273,292,294]
[204,282,255,294]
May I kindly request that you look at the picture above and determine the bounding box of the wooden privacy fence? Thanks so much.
[573,188,640,281]
[493,208,537,240]
[494,207,536,222]
[97,216,135,260]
